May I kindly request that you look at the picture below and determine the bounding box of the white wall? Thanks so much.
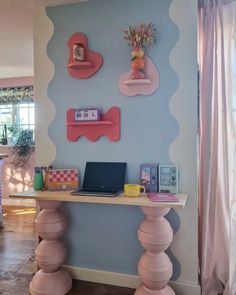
[169,0,199,288]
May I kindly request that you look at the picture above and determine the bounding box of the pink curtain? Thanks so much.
[198,1,236,294]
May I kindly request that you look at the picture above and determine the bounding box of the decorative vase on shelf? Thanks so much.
[130,48,146,80]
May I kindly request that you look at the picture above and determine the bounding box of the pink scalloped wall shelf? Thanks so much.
[66,107,120,142]
[67,33,103,79]
[119,56,160,96]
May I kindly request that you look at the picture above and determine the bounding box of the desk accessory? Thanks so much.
[67,33,103,79]
[119,23,159,96]
[47,169,79,191]
[34,173,43,191]
[40,166,53,190]
[74,108,101,121]
[148,193,179,202]
[140,163,158,192]
[34,167,44,191]
[66,106,120,142]
[124,184,145,197]
[71,162,126,197]
[159,165,178,194]
[73,42,84,61]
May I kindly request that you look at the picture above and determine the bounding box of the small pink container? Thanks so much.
[29,269,72,295]
[35,209,67,240]
[138,252,172,290]
[35,240,66,273]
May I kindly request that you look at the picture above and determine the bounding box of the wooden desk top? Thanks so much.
[9,189,188,208]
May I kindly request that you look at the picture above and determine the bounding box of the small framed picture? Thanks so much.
[140,163,158,192]
[74,108,101,121]
[159,165,178,194]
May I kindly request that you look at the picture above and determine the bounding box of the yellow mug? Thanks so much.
[124,184,146,198]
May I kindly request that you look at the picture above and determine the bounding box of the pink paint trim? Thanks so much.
[67,33,103,79]
[66,107,120,142]
[119,57,159,96]
[0,76,33,88]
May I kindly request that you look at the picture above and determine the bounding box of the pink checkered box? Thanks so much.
[47,169,79,191]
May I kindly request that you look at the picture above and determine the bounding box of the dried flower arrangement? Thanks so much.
[122,22,156,80]
[123,22,156,53]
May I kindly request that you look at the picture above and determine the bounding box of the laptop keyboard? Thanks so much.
[71,190,121,197]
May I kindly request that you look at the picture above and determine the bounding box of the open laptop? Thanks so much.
[71,162,127,197]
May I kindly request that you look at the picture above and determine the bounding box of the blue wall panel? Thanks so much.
[47,0,179,275]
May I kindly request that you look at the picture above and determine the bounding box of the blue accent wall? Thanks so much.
[47,0,179,275]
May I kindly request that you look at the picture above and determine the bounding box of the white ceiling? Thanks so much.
[0,0,82,79]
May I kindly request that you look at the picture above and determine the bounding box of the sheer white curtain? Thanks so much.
[198,0,236,294]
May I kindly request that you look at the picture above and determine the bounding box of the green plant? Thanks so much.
[11,129,35,168]
[0,124,8,145]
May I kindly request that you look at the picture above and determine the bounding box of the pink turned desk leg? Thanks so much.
[29,200,72,295]
[135,207,175,295]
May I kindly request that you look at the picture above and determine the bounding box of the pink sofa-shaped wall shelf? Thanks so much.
[66,107,120,142]
[119,56,160,96]
[67,33,103,79]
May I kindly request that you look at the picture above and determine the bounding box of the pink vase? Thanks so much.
[130,49,146,80]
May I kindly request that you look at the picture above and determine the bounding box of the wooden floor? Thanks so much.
[0,206,135,295]
[0,206,36,295]
[69,281,135,295]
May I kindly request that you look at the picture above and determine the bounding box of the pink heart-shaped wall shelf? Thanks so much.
[67,33,103,79]
[119,56,160,96]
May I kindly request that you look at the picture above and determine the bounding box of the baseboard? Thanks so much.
[169,280,201,295]
[63,265,139,288]
[63,265,201,295]
[2,198,36,207]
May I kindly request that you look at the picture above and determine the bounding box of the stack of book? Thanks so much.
[147,193,179,202]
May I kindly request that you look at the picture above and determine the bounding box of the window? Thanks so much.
[0,103,35,130]
[0,86,34,142]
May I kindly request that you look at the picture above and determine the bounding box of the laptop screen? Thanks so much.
[82,162,127,192]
